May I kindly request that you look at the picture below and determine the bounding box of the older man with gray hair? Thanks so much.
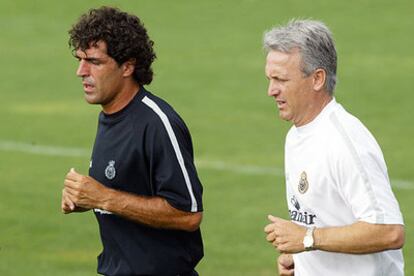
[263,19,404,276]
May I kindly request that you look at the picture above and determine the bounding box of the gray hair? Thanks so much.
[263,19,337,94]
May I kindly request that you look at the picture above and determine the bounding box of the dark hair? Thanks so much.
[68,6,156,85]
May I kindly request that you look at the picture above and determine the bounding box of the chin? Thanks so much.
[278,112,291,121]
[84,95,101,105]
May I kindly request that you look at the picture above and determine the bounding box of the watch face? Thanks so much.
[304,236,313,247]
[303,227,315,250]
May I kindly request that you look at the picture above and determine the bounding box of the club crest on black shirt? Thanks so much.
[105,160,116,180]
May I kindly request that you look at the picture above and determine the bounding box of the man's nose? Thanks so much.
[268,83,280,97]
[76,60,89,77]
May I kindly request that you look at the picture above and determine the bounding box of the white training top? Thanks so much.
[284,98,404,276]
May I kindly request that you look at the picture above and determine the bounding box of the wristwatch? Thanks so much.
[303,226,315,251]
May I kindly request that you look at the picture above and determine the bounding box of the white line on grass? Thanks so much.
[0,140,90,157]
[1,139,413,190]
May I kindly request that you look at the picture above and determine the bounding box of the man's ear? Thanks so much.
[312,68,326,91]
[122,58,136,77]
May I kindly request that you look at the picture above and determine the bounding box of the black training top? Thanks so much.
[89,87,203,275]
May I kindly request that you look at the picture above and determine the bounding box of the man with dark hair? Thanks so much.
[61,6,203,275]
[263,19,404,275]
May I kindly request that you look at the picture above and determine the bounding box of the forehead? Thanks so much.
[265,49,302,74]
[75,40,109,58]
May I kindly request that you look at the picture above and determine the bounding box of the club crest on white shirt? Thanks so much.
[105,160,116,180]
[298,171,309,194]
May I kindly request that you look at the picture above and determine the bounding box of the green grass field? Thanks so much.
[0,0,413,275]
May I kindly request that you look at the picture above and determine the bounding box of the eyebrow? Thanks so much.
[267,71,285,78]
[74,54,104,62]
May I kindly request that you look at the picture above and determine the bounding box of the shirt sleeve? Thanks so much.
[333,127,403,225]
[144,112,203,213]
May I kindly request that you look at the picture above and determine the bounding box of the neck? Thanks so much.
[294,93,333,127]
[102,81,140,114]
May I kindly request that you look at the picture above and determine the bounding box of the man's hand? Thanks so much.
[62,168,107,211]
[61,186,90,213]
[277,253,294,276]
[61,187,77,214]
[264,215,307,253]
